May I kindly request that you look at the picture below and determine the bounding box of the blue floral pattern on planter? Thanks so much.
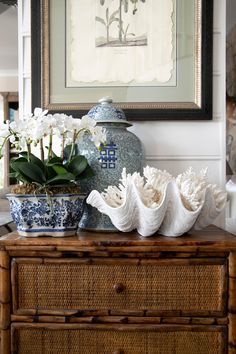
[7,194,86,237]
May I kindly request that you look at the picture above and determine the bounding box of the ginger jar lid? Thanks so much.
[88,97,132,126]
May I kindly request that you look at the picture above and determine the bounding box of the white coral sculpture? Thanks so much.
[176,167,208,211]
[143,166,173,208]
[101,168,144,207]
[87,166,227,237]
[176,167,227,213]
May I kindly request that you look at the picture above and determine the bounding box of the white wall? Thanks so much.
[19,0,226,188]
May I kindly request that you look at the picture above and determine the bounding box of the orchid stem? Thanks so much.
[48,130,53,160]
[61,134,65,160]
[0,134,11,158]
[26,143,31,162]
[40,139,44,162]
[68,130,77,162]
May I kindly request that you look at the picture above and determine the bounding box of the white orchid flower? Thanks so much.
[80,115,96,129]
[9,121,17,131]
[90,126,106,147]
[9,135,16,143]
[0,108,107,166]
[34,107,48,118]
[65,116,89,135]
[0,122,10,138]
[53,113,69,135]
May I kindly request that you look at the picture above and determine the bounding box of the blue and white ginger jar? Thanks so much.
[77,97,144,231]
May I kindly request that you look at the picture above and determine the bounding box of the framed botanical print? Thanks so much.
[31,0,213,120]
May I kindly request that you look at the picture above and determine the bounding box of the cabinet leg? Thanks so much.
[0,251,10,330]
[229,252,236,353]
[1,329,10,354]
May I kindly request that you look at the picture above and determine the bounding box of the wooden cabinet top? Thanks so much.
[1,225,236,252]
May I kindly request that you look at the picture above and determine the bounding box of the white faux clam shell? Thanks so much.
[193,187,223,231]
[87,180,225,237]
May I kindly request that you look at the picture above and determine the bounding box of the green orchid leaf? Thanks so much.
[19,152,46,172]
[11,161,46,184]
[18,151,28,156]
[10,161,31,183]
[63,144,79,161]
[76,165,94,180]
[44,147,57,158]
[8,172,19,178]
[15,173,31,184]
[10,158,29,183]
[47,156,63,166]
[45,165,57,180]
[10,157,27,168]
[9,169,32,184]
[67,155,88,177]
[52,165,68,175]
[46,173,76,185]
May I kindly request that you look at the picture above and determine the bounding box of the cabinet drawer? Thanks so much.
[12,258,227,316]
[12,323,226,354]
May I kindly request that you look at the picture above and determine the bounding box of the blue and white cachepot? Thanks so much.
[77,97,144,231]
[7,193,86,237]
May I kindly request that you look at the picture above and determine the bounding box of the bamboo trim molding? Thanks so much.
[11,322,227,332]
[10,314,229,325]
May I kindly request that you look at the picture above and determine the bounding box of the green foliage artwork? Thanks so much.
[96,0,147,47]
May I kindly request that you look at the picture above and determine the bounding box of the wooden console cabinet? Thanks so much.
[1,225,236,353]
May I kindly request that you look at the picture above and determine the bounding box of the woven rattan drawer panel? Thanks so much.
[11,324,226,354]
[12,258,226,315]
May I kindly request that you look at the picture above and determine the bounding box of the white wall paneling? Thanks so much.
[23,36,31,76]
[214,0,224,32]
[130,121,222,156]
[213,75,224,119]
[18,0,31,116]
[213,32,221,74]
[22,0,30,31]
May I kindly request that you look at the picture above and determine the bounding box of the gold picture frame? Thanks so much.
[31,0,213,120]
